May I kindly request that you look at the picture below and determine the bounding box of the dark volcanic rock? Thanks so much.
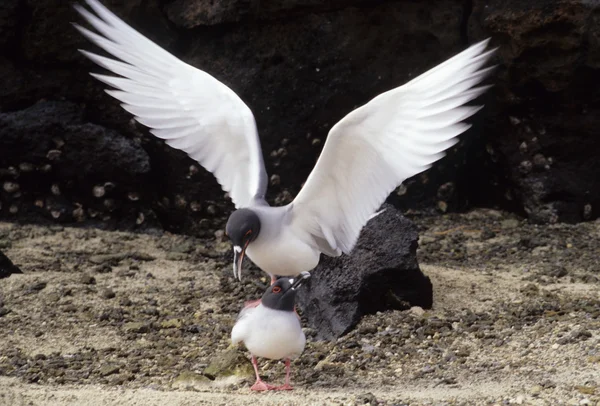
[468,0,600,223]
[0,250,22,279]
[0,101,154,227]
[297,204,432,340]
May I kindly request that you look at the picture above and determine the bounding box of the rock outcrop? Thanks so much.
[296,204,432,340]
[0,250,22,279]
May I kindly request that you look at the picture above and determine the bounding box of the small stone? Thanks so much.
[79,274,96,285]
[50,184,60,196]
[172,371,211,390]
[52,137,65,149]
[311,138,321,147]
[89,253,127,265]
[165,252,188,261]
[93,185,105,198]
[206,205,217,215]
[509,116,521,125]
[136,212,145,225]
[437,182,455,200]
[270,174,281,186]
[214,229,226,242]
[9,205,18,214]
[174,194,187,209]
[519,160,532,174]
[204,348,253,380]
[123,322,151,334]
[26,281,47,294]
[160,318,183,329]
[72,206,85,221]
[103,199,115,211]
[40,164,52,172]
[99,365,120,377]
[46,149,62,160]
[437,201,448,213]
[190,201,202,212]
[501,219,519,229]
[519,142,527,153]
[18,163,34,172]
[409,306,425,317]
[50,210,61,219]
[396,184,407,196]
[119,297,132,306]
[533,153,547,168]
[3,182,19,193]
[127,192,140,201]
[531,385,542,397]
[100,288,116,299]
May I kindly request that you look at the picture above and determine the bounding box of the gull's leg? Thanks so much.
[250,355,276,391]
[276,359,294,390]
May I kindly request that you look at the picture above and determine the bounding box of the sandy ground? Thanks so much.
[0,209,599,405]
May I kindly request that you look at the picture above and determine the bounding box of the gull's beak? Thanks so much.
[290,271,311,290]
[232,242,248,281]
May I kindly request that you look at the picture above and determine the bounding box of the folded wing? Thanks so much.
[289,39,496,255]
[74,0,267,208]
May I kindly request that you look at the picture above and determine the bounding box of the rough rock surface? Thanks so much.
[0,0,599,233]
[468,0,600,223]
[296,204,432,340]
[0,101,155,229]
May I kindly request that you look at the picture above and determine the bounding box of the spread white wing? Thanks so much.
[289,39,496,255]
[74,0,267,208]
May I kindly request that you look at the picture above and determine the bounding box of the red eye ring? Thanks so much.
[272,286,281,293]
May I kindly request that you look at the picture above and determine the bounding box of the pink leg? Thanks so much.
[250,355,276,391]
[276,359,294,390]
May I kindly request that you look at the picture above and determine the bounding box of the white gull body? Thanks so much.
[74,0,497,278]
[231,304,306,360]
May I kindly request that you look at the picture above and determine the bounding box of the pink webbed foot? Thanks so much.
[250,380,276,391]
[275,383,294,391]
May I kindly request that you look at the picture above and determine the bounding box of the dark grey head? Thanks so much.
[262,272,311,311]
[225,209,261,280]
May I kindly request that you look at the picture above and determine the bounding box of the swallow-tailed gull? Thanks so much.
[231,272,310,391]
[74,0,496,283]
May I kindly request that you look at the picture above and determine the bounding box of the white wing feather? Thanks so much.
[73,0,267,208]
[289,39,496,255]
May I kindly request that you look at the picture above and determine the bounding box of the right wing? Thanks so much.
[74,0,268,208]
[288,39,496,255]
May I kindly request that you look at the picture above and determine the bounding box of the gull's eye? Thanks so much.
[272,286,282,294]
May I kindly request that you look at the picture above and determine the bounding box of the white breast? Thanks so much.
[245,206,320,276]
[231,305,306,360]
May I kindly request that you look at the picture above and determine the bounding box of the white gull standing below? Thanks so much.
[231,272,311,391]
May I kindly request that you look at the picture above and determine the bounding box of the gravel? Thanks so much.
[0,209,598,405]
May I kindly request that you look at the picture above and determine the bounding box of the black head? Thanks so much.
[261,272,311,311]
[226,209,261,280]
[226,209,261,247]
